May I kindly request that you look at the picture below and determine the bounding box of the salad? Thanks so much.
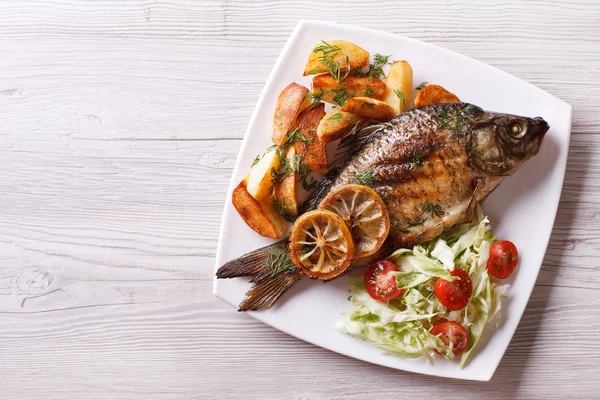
[336,208,516,366]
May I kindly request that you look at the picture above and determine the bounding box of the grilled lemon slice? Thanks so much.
[289,210,354,280]
[318,184,390,258]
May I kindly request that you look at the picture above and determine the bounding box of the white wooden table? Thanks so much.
[1,1,598,398]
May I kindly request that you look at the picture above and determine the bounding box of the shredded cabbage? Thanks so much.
[336,207,508,367]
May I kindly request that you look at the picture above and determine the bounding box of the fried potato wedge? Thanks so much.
[232,180,286,239]
[312,74,386,105]
[272,83,311,146]
[274,146,298,216]
[294,103,327,172]
[341,97,395,122]
[316,109,363,143]
[383,60,413,115]
[304,40,369,76]
[414,84,460,107]
[246,147,280,201]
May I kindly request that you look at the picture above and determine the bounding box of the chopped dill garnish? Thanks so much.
[394,89,406,107]
[332,85,354,106]
[251,154,262,167]
[308,89,325,104]
[272,198,296,222]
[327,112,343,121]
[416,81,428,91]
[411,152,425,166]
[421,201,444,218]
[434,104,476,133]
[349,120,362,135]
[361,101,374,110]
[263,245,297,274]
[354,170,377,185]
[283,128,312,148]
[365,85,374,97]
[313,40,342,55]
[367,54,392,79]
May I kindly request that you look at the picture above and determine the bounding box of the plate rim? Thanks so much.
[213,19,573,381]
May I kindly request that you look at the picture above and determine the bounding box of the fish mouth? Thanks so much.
[530,117,550,138]
[528,116,549,155]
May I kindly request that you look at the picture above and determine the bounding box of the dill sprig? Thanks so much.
[360,101,374,110]
[421,201,444,218]
[365,85,374,97]
[308,89,325,104]
[313,40,341,55]
[332,85,354,106]
[394,89,406,107]
[416,81,429,91]
[327,112,343,121]
[263,245,297,274]
[283,127,313,148]
[251,144,277,168]
[367,53,392,79]
[411,152,425,166]
[354,170,377,185]
[349,120,362,135]
[434,104,476,132]
[272,198,296,222]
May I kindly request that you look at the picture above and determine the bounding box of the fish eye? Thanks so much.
[509,122,526,138]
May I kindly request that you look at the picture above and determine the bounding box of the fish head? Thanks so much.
[469,111,549,176]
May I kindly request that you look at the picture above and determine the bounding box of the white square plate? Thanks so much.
[213,20,572,381]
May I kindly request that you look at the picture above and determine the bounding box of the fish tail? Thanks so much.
[216,238,302,311]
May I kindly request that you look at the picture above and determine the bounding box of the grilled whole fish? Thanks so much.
[217,103,549,311]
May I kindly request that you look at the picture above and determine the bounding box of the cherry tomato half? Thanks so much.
[487,240,519,279]
[364,260,405,302]
[434,268,473,311]
[430,321,469,356]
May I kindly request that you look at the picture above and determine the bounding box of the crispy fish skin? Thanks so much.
[217,103,549,310]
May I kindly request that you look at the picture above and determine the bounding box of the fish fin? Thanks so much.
[216,239,290,282]
[464,178,481,220]
[299,122,386,213]
[238,272,302,311]
[216,238,303,311]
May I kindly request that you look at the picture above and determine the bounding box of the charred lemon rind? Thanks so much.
[289,210,355,280]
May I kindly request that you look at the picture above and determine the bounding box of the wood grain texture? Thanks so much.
[0,0,598,398]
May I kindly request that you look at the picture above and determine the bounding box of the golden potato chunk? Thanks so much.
[312,74,385,105]
[316,110,363,143]
[383,61,413,115]
[272,83,310,146]
[273,146,298,216]
[232,180,286,239]
[341,97,395,122]
[414,84,460,107]
[246,146,280,201]
[304,40,369,76]
[294,103,328,172]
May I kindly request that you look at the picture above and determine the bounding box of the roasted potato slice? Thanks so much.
[312,74,386,105]
[304,40,369,76]
[383,61,414,115]
[272,83,311,146]
[232,180,287,239]
[341,97,395,122]
[414,84,460,107]
[274,146,298,216]
[294,103,327,172]
[316,109,363,143]
[246,146,280,201]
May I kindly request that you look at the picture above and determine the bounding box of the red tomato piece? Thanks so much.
[434,268,473,311]
[487,240,519,279]
[364,260,405,302]
[430,321,469,356]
